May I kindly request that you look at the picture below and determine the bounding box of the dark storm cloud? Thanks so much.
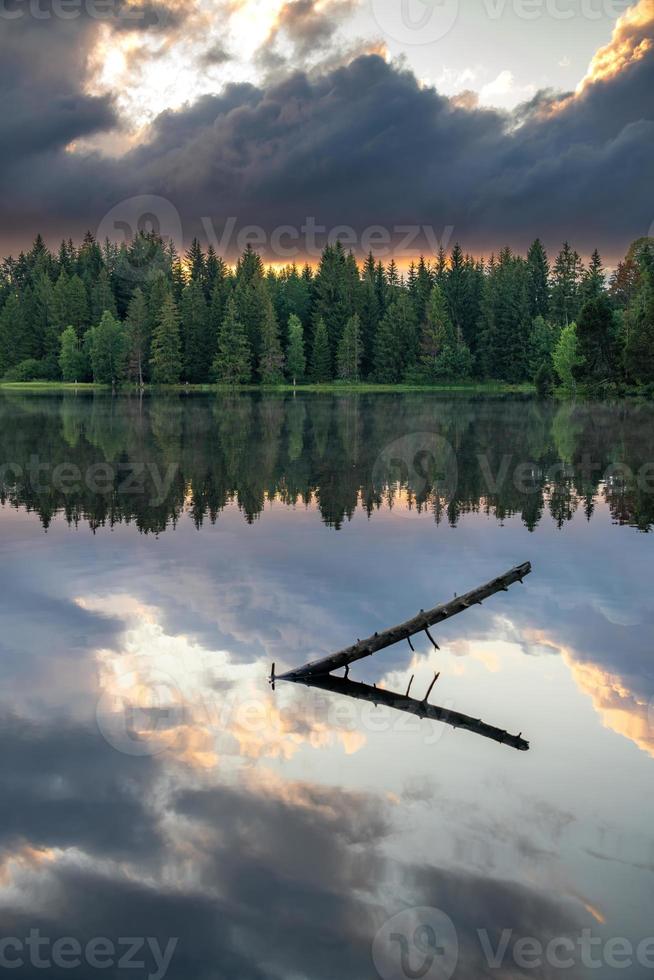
[0,15,117,169]
[0,8,652,258]
[0,713,162,860]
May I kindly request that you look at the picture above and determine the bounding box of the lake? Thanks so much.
[0,390,653,980]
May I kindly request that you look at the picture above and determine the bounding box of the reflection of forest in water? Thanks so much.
[1,392,653,533]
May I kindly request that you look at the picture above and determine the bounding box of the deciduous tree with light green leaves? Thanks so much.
[553,322,581,392]
[59,325,88,382]
[87,311,126,386]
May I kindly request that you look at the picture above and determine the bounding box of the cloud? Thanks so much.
[0,712,162,861]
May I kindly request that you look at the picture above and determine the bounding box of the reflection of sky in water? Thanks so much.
[1,394,653,979]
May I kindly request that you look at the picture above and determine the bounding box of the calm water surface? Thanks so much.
[0,391,653,980]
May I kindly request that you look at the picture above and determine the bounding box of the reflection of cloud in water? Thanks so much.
[86,593,367,766]
[525,629,654,758]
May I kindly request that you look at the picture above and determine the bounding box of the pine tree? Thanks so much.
[59,325,87,382]
[212,295,251,385]
[419,285,471,380]
[336,313,362,382]
[88,311,126,385]
[359,253,379,378]
[91,268,117,322]
[312,243,354,359]
[146,272,172,375]
[310,317,332,382]
[286,314,305,384]
[180,278,209,383]
[185,237,205,284]
[258,297,285,384]
[551,242,584,327]
[420,285,454,364]
[126,287,149,386]
[526,239,550,319]
[581,249,605,304]
[150,294,182,385]
[234,245,268,359]
[374,293,416,382]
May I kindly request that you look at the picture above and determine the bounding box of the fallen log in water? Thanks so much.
[279,562,531,682]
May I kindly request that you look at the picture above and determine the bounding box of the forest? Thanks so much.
[0,232,652,393]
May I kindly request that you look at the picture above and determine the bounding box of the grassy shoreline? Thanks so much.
[0,380,534,394]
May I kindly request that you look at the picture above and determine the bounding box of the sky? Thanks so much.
[0,0,652,262]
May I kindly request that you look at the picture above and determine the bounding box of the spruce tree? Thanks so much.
[286,314,305,384]
[312,243,354,359]
[374,293,416,382]
[180,278,209,383]
[336,313,362,382]
[526,239,550,320]
[126,287,149,386]
[0,293,28,374]
[624,245,654,383]
[212,295,251,384]
[551,242,584,327]
[581,249,605,303]
[258,297,285,384]
[91,268,117,322]
[310,317,332,382]
[150,294,182,384]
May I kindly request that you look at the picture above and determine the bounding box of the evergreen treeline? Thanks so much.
[0,232,652,391]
